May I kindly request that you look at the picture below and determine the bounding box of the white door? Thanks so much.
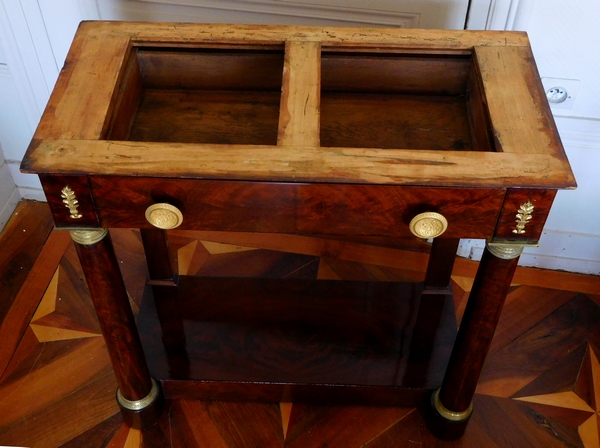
[92,0,471,29]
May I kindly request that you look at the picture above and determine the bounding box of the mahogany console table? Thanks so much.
[21,22,575,439]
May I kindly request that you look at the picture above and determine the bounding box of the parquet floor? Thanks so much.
[1,201,600,447]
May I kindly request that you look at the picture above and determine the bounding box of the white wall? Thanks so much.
[0,141,20,232]
[0,38,23,230]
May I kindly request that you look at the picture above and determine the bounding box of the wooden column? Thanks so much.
[140,228,176,281]
[70,228,163,428]
[404,238,459,385]
[424,238,460,289]
[428,242,522,440]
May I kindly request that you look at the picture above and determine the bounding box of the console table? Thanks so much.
[21,22,575,440]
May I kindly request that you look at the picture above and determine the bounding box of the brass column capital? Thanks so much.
[69,228,109,245]
[487,242,525,260]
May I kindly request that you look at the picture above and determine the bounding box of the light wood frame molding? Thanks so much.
[21,22,576,191]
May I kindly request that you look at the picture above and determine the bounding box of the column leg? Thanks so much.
[424,238,460,289]
[139,228,189,377]
[70,228,163,429]
[427,242,523,440]
[404,239,459,385]
[140,228,176,281]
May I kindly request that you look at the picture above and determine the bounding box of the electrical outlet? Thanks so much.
[541,77,580,110]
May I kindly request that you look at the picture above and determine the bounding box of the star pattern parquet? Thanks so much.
[1,202,600,447]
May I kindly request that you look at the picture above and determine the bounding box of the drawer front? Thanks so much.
[90,177,505,239]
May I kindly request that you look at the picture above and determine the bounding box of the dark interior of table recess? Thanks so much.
[105,46,285,145]
[320,51,494,151]
[106,46,495,152]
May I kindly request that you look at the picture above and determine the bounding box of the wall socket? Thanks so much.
[541,77,580,110]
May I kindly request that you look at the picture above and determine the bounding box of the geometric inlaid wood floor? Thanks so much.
[1,201,600,447]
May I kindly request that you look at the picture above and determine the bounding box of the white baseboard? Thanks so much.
[555,116,600,150]
[18,186,46,201]
[8,160,42,190]
[0,185,20,232]
[461,229,600,275]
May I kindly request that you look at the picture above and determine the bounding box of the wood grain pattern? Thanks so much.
[105,50,143,141]
[73,21,532,48]
[140,228,175,281]
[277,40,320,147]
[0,338,111,428]
[74,234,153,401]
[21,22,575,195]
[22,139,575,188]
[494,188,557,241]
[440,246,520,412]
[466,61,495,153]
[89,177,504,239]
[321,52,471,95]
[320,93,474,150]
[0,201,53,326]
[137,49,284,90]
[129,90,281,145]
[425,238,460,288]
[475,45,565,156]
[30,28,130,141]
[137,277,455,390]
[0,230,71,378]
[39,174,99,227]
[295,184,504,238]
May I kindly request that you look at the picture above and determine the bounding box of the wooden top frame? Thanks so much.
[21,21,576,189]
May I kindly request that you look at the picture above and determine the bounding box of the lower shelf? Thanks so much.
[137,277,457,406]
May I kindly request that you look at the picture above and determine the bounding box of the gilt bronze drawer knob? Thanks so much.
[145,203,183,229]
[409,212,448,238]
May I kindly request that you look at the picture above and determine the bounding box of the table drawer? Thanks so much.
[90,177,505,239]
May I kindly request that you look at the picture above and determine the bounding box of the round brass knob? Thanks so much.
[145,203,183,229]
[409,212,448,238]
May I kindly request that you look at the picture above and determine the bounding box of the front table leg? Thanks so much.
[428,242,524,440]
[69,228,163,428]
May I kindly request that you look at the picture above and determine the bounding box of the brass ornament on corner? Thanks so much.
[513,200,534,234]
[61,186,82,219]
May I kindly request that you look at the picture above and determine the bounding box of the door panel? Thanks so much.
[94,0,470,29]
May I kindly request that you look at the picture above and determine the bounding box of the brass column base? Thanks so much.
[116,378,163,429]
[432,388,473,422]
[426,388,474,440]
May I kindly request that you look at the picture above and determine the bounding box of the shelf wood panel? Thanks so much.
[137,276,457,404]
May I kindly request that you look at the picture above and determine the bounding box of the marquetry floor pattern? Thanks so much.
[1,201,600,447]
